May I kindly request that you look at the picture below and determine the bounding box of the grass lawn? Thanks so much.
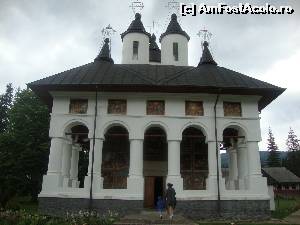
[271,197,300,219]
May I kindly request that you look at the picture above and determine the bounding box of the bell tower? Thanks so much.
[121,13,151,64]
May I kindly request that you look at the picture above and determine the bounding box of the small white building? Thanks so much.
[29,13,285,219]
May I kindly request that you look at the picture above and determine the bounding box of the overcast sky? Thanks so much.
[0,0,299,151]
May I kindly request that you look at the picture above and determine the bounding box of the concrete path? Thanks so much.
[115,210,197,225]
[284,209,300,224]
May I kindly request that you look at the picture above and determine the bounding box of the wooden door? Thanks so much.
[144,176,155,208]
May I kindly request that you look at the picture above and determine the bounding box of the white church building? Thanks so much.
[29,13,285,219]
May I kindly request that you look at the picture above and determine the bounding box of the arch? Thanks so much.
[102,124,130,189]
[180,125,208,190]
[180,122,208,141]
[63,118,90,137]
[143,121,169,139]
[221,122,249,191]
[221,122,248,140]
[102,120,131,139]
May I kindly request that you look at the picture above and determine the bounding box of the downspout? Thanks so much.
[214,90,221,216]
[89,87,98,212]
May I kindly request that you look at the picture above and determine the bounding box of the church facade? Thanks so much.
[29,13,285,219]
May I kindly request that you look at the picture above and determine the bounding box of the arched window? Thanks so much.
[181,127,207,190]
[102,126,129,189]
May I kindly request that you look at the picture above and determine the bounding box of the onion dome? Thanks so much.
[159,14,190,42]
[94,38,114,63]
[198,41,217,66]
[121,13,151,40]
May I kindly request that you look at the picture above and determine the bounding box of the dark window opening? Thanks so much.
[133,41,139,60]
[173,42,178,61]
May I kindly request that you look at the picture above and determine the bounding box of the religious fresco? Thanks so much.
[102,126,129,189]
[185,101,204,116]
[146,100,165,115]
[223,102,242,117]
[107,99,127,114]
[69,99,88,114]
[181,128,208,190]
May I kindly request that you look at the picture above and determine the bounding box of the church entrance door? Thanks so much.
[143,127,168,208]
[144,176,165,208]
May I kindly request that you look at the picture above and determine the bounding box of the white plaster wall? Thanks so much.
[122,33,149,64]
[41,91,267,200]
[161,34,188,66]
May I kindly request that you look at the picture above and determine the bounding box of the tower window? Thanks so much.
[173,42,178,61]
[133,41,139,60]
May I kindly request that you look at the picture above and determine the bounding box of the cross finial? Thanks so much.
[197,27,212,49]
[100,24,116,57]
[165,0,180,15]
[129,0,144,15]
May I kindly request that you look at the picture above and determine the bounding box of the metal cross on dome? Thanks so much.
[165,0,180,15]
[101,24,116,55]
[129,0,144,15]
[197,27,212,49]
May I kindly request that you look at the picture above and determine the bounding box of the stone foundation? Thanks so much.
[39,197,270,220]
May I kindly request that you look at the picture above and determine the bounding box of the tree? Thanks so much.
[285,127,300,177]
[0,83,13,133]
[266,127,281,167]
[286,127,300,151]
[0,88,50,206]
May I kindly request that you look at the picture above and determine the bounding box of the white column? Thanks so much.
[127,139,144,196]
[41,137,64,191]
[47,137,64,174]
[206,141,225,195]
[247,141,262,176]
[237,142,248,189]
[166,140,183,193]
[167,140,181,176]
[129,139,143,177]
[61,141,72,187]
[247,141,268,194]
[85,138,104,192]
[228,147,238,190]
[70,145,80,188]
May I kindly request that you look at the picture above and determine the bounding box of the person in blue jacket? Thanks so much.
[156,196,165,219]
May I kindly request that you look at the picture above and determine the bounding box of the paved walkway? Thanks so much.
[284,209,300,224]
[115,210,197,225]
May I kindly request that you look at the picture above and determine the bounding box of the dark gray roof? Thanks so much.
[28,60,285,110]
[149,34,161,63]
[94,38,114,63]
[160,14,190,42]
[262,167,300,184]
[198,41,217,66]
[121,13,151,40]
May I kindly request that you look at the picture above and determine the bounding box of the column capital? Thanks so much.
[167,139,181,142]
[129,138,144,141]
[50,136,67,141]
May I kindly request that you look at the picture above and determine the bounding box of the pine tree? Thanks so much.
[0,83,13,133]
[266,127,281,167]
[285,127,300,177]
[286,127,300,151]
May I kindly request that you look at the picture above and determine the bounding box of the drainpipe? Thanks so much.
[89,87,98,212]
[214,90,221,216]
